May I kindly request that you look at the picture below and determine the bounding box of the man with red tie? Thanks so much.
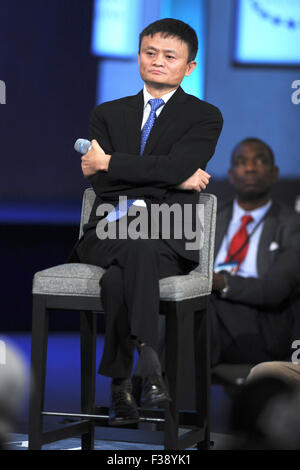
[211,137,300,366]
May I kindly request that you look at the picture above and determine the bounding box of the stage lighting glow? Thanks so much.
[234,0,300,65]
[92,0,141,58]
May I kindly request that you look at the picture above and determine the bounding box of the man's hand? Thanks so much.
[81,139,111,177]
[212,272,226,291]
[176,168,211,192]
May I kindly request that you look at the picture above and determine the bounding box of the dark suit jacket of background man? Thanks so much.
[74,86,223,264]
[210,199,300,366]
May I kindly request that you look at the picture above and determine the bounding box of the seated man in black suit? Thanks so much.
[74,18,223,425]
[211,137,300,367]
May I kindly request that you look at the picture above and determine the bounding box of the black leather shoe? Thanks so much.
[140,374,171,408]
[109,380,139,426]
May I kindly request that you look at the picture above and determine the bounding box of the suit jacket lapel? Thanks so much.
[143,87,186,155]
[121,87,189,156]
[123,90,144,155]
[257,202,279,276]
[215,201,281,275]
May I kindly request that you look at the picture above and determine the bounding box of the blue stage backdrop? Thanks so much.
[92,0,206,103]
[205,0,300,179]
[0,0,299,225]
[0,0,97,223]
[234,0,300,65]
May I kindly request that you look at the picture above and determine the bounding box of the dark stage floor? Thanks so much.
[0,333,234,451]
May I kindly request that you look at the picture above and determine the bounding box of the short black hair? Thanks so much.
[231,137,275,167]
[139,18,198,62]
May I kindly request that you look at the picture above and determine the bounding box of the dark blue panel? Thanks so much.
[234,0,300,65]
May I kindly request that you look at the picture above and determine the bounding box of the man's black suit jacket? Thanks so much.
[211,199,300,363]
[78,86,223,263]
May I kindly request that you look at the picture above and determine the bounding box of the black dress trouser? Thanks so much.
[76,225,196,378]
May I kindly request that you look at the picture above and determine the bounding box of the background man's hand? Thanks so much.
[176,168,211,192]
[81,139,111,177]
[212,272,226,290]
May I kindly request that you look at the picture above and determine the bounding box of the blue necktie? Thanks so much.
[140,98,164,155]
[107,98,164,222]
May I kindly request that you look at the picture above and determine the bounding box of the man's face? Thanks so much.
[138,33,196,91]
[228,142,278,202]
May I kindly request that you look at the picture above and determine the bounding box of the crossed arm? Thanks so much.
[81,139,211,192]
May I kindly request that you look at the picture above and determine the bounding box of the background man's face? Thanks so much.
[228,142,278,202]
[138,33,196,90]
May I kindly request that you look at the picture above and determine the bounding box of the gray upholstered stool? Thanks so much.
[29,189,217,450]
[33,262,210,301]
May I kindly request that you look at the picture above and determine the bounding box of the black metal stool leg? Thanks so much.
[80,311,97,450]
[28,295,49,450]
[164,306,181,449]
[194,301,211,450]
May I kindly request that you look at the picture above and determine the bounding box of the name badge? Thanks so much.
[215,262,238,275]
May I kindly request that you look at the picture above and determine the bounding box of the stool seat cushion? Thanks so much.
[32,263,210,301]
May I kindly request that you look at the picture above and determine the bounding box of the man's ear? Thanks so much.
[185,61,197,77]
[228,168,234,185]
[272,165,279,183]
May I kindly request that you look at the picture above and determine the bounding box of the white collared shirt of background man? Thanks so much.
[214,199,273,278]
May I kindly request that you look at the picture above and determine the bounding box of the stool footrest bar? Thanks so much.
[42,410,165,424]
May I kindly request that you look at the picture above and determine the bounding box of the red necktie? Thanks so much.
[225,215,253,266]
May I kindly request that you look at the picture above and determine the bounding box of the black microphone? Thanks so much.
[74,138,92,154]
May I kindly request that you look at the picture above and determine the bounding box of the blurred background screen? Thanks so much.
[234,0,300,65]
[0,0,299,222]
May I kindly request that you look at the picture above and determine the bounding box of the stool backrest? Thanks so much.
[79,188,217,288]
[195,193,217,291]
[79,188,96,238]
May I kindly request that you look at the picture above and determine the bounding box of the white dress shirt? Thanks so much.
[141,85,177,129]
[214,199,272,278]
[133,86,178,208]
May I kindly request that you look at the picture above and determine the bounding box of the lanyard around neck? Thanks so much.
[225,209,270,264]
